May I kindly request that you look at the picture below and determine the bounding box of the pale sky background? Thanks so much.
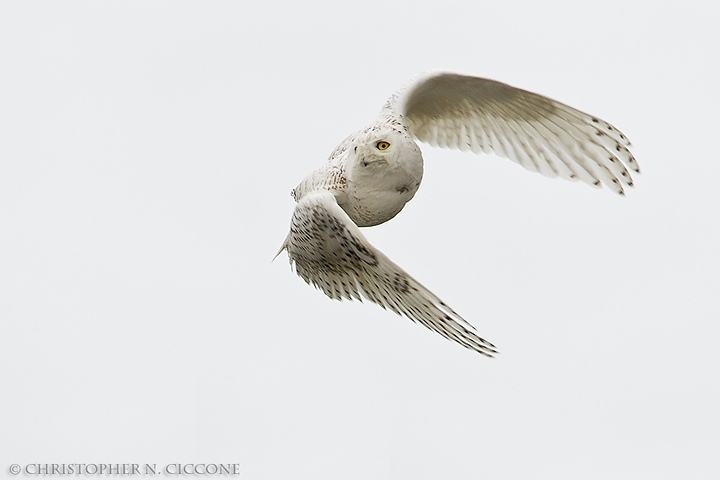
[1,1,718,479]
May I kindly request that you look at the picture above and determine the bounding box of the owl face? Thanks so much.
[349,126,420,171]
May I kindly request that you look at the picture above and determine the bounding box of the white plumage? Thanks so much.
[277,71,638,356]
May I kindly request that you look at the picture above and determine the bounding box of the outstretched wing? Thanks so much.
[387,71,639,194]
[279,190,496,357]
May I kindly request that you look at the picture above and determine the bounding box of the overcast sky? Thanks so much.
[1,1,718,479]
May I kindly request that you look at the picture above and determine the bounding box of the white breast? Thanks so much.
[343,135,424,227]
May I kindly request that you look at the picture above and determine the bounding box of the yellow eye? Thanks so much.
[376,141,390,151]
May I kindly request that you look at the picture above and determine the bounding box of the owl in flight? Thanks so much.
[276,71,638,356]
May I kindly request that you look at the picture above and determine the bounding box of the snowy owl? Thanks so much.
[277,71,638,357]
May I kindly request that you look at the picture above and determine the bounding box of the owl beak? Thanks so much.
[362,156,388,167]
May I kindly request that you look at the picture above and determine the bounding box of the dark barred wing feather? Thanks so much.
[279,190,496,356]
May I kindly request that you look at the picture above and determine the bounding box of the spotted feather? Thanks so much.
[279,190,497,356]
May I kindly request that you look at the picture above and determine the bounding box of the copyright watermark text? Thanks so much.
[8,464,240,476]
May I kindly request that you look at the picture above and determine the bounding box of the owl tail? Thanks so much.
[272,233,290,262]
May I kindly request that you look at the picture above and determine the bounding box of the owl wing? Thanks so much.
[387,71,639,194]
[278,189,496,357]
